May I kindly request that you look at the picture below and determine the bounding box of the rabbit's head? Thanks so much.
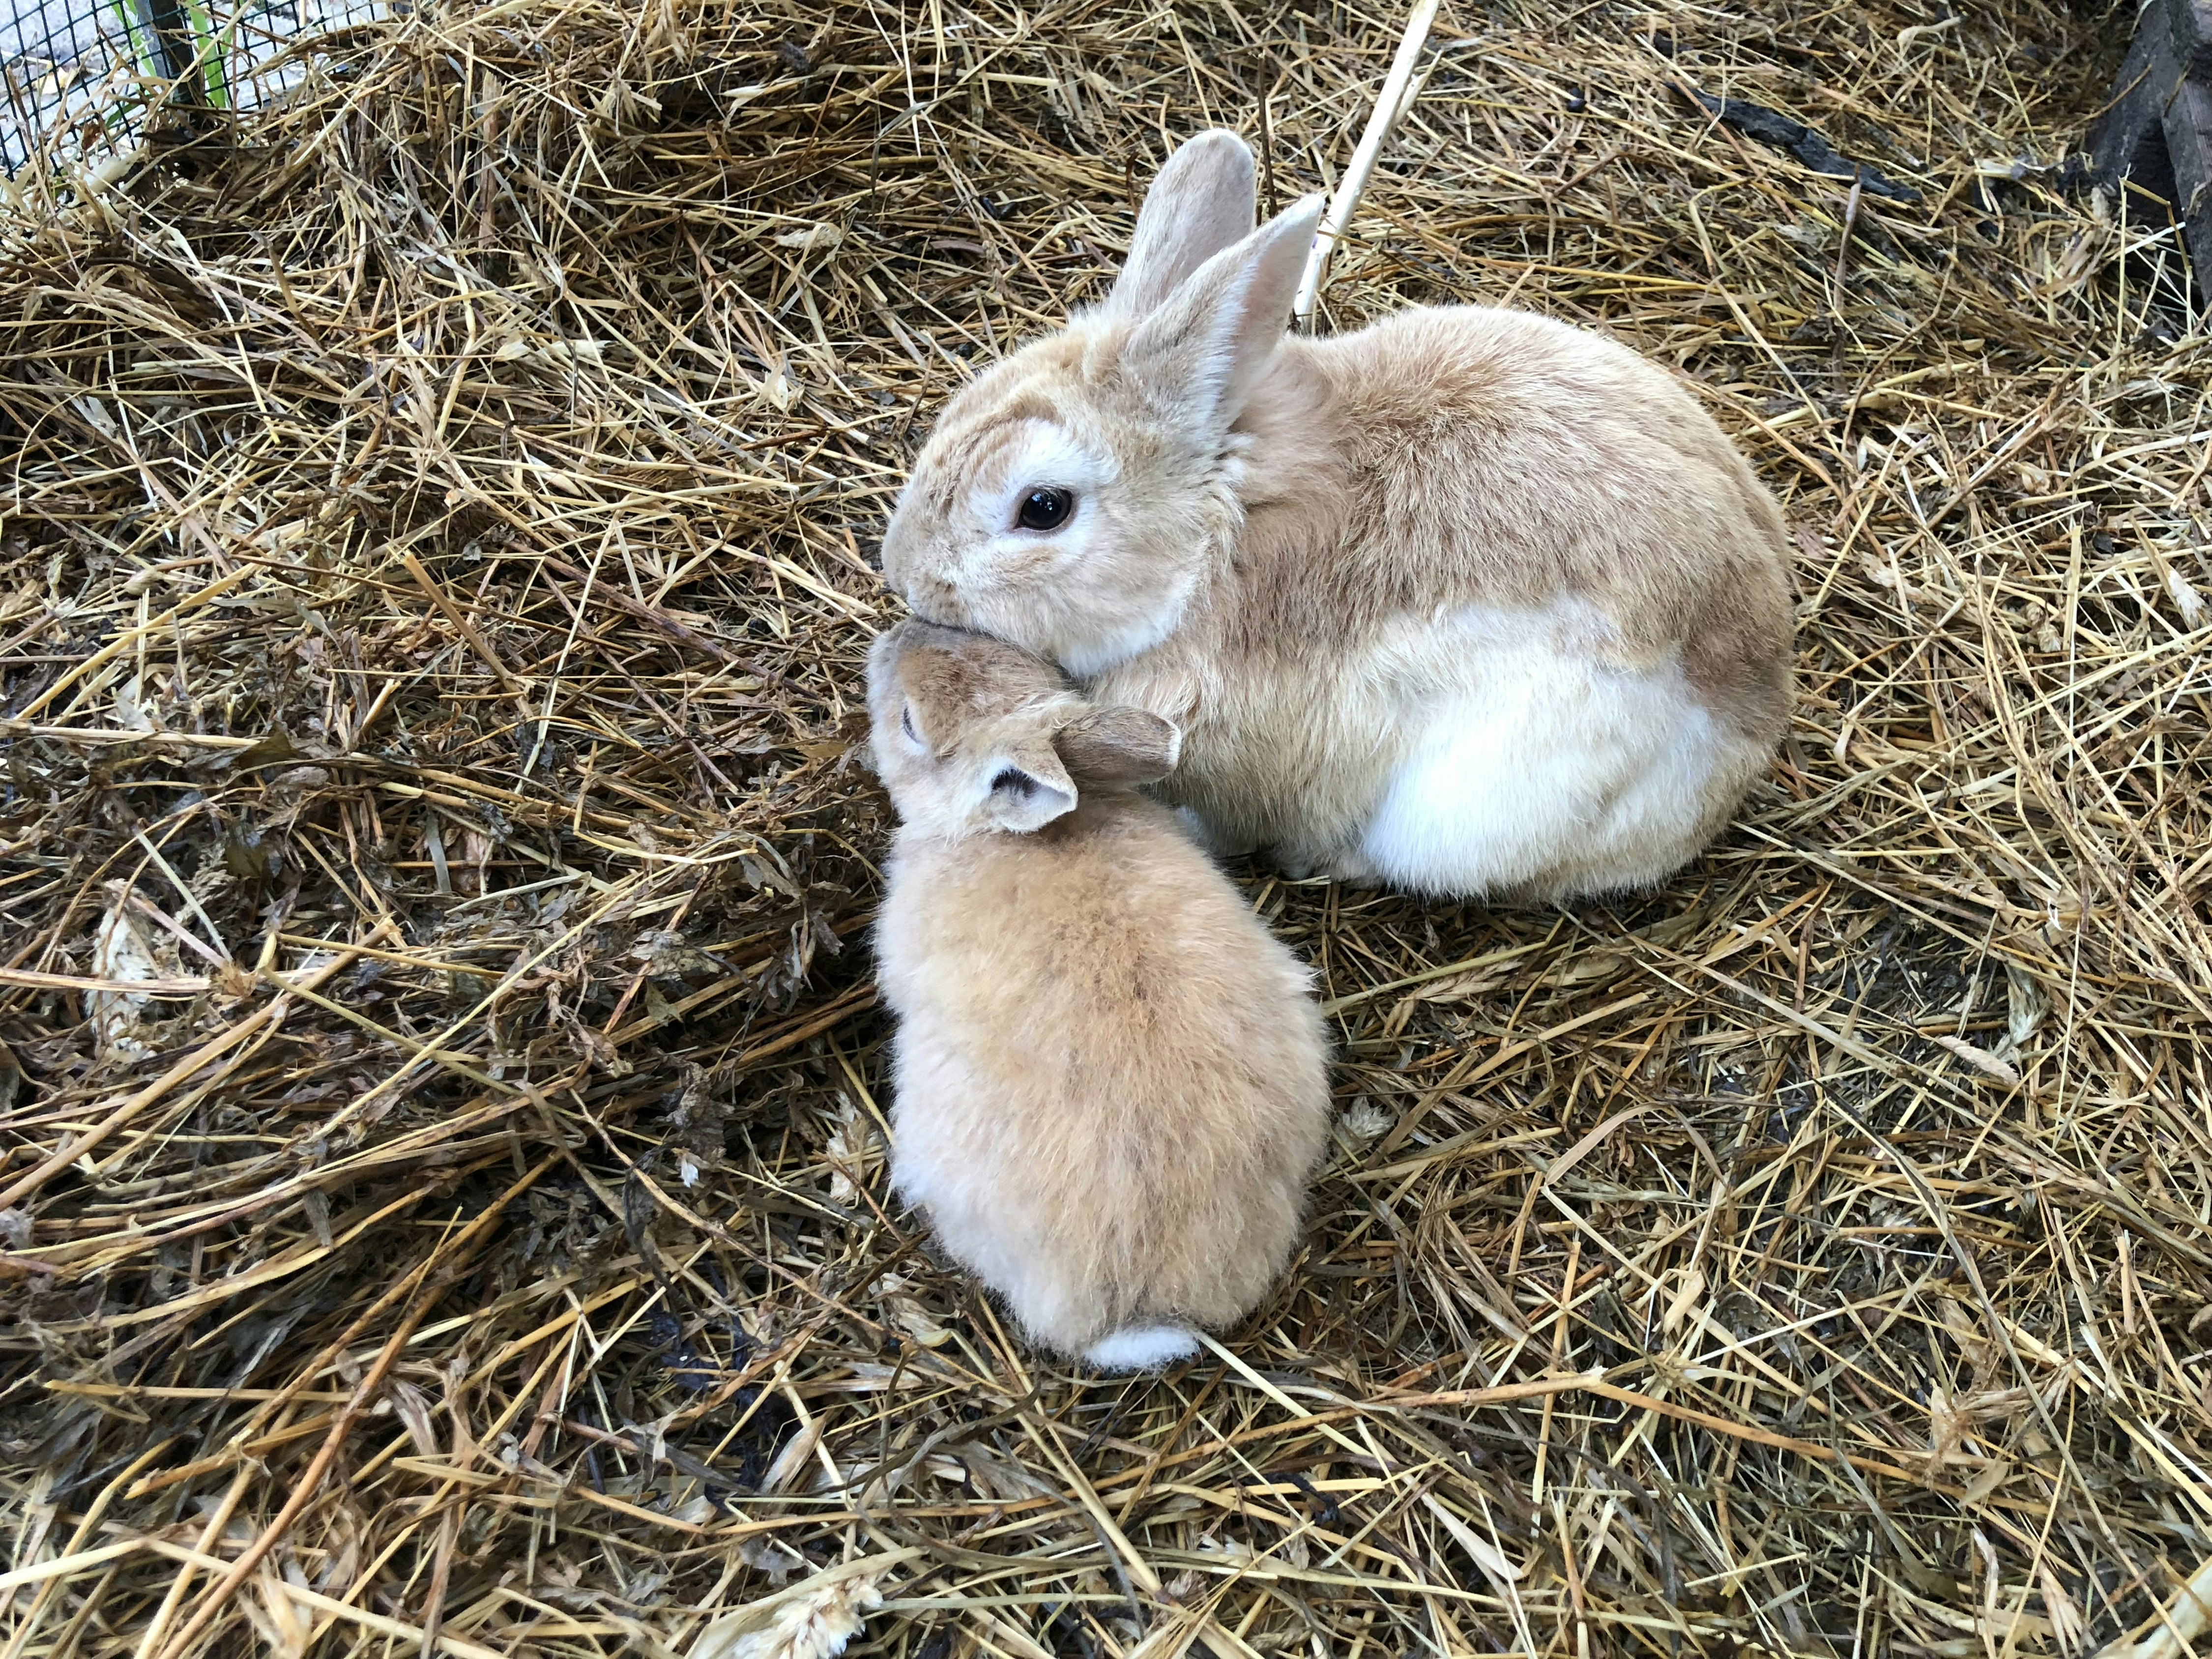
[867,619,1181,838]
[880,131,1323,677]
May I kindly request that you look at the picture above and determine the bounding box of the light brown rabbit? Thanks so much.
[868,618,1330,1371]
[879,129,1794,902]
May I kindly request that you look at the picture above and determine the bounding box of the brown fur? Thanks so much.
[880,133,1796,902]
[867,620,1331,1367]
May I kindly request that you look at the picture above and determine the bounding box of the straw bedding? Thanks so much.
[1,0,2206,1653]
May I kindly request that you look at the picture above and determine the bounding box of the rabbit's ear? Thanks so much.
[1055,706,1181,787]
[1105,130,1257,319]
[1123,192,1323,429]
[978,738,1078,833]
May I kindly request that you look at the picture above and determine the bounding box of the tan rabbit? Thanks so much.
[867,618,1330,1371]
[879,129,1794,902]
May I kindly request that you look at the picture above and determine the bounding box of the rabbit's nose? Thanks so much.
[875,518,914,594]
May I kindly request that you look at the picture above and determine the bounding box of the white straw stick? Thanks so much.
[2103,1549,2212,1659]
[1293,0,1440,328]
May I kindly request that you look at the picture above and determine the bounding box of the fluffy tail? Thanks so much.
[1082,1324,1201,1373]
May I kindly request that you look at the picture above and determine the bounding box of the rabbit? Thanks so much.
[867,617,1331,1372]
[878,128,1795,903]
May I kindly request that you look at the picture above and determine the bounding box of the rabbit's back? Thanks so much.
[876,798,1329,1348]
[1231,306,1790,697]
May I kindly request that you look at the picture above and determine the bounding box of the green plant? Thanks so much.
[107,0,230,108]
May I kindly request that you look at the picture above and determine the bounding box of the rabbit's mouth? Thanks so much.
[899,573,969,629]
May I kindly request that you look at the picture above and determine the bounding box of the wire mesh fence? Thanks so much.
[1,0,379,173]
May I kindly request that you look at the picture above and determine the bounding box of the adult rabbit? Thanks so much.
[880,129,1793,901]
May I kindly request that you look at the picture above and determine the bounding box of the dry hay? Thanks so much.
[0,0,2207,1654]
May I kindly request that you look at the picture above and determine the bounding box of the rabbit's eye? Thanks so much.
[900,707,922,745]
[1016,487,1073,531]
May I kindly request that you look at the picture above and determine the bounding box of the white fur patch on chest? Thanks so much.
[1356,598,1728,896]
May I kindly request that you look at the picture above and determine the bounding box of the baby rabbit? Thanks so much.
[868,618,1330,1372]
[879,129,1794,903]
